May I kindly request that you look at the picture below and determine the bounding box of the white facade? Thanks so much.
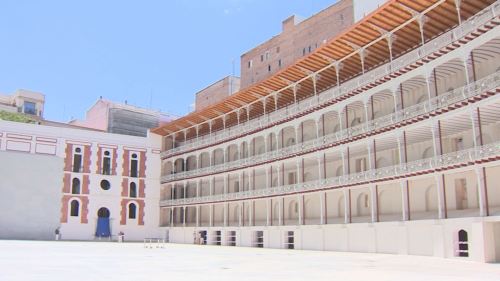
[158,2,500,262]
[0,119,162,241]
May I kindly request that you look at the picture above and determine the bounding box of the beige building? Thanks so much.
[195,76,240,111]
[240,0,356,89]
[0,89,45,118]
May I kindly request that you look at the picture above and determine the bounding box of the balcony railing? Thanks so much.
[161,70,500,183]
[161,2,500,159]
[160,141,500,207]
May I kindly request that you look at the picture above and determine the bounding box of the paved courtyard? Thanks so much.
[0,240,499,281]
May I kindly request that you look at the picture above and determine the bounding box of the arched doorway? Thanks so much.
[95,207,111,238]
[458,229,469,257]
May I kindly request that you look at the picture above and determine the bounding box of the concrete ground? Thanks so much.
[0,240,499,281]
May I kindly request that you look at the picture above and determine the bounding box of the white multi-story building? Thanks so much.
[0,111,163,241]
[153,0,500,262]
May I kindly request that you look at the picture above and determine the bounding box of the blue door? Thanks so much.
[96,207,111,237]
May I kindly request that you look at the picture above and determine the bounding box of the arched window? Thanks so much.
[128,203,137,219]
[71,178,80,194]
[129,182,137,198]
[102,150,111,175]
[458,229,469,257]
[97,207,110,218]
[70,200,79,217]
[130,153,139,177]
[73,147,82,173]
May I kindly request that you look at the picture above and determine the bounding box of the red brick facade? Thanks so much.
[82,175,90,194]
[120,199,145,226]
[139,179,145,198]
[139,151,146,178]
[64,144,73,172]
[121,178,129,197]
[96,146,102,174]
[62,173,71,193]
[111,148,118,175]
[122,150,130,176]
[60,195,89,224]
[83,145,91,173]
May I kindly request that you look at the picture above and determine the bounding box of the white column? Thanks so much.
[170,207,174,227]
[435,174,446,219]
[239,202,243,227]
[266,199,271,226]
[319,192,326,225]
[210,204,214,227]
[397,131,410,221]
[249,201,254,227]
[196,205,200,227]
[183,206,186,227]
[279,197,283,226]
[344,188,351,224]
[370,184,378,223]
[223,203,228,227]
[470,108,482,147]
[265,165,270,188]
[317,154,325,181]
[298,195,304,225]
[475,166,488,217]
[431,121,443,157]
[238,172,243,192]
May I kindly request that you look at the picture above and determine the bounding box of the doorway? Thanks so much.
[95,207,111,238]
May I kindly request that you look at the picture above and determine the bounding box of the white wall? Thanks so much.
[0,151,62,240]
[353,0,386,22]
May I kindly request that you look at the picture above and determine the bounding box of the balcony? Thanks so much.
[160,141,500,207]
[161,70,500,183]
[160,2,500,159]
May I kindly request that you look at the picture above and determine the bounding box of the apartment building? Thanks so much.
[0,105,163,241]
[153,0,500,262]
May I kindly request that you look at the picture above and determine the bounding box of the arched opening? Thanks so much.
[97,207,110,218]
[102,150,111,175]
[70,200,79,217]
[457,229,469,257]
[422,147,433,159]
[71,178,80,194]
[72,147,82,173]
[130,153,139,177]
[128,203,137,219]
[356,192,370,217]
[96,207,111,237]
[130,182,137,198]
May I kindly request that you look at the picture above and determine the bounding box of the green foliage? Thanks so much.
[0,110,36,123]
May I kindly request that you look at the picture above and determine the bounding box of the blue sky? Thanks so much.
[0,0,337,121]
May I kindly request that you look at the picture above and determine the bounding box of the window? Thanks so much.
[303,48,306,56]
[278,59,282,68]
[70,200,79,217]
[130,153,138,177]
[23,101,36,115]
[130,182,137,198]
[276,46,280,53]
[268,65,271,72]
[102,150,111,175]
[457,230,469,257]
[73,147,82,173]
[100,180,111,190]
[260,54,264,62]
[265,51,270,60]
[71,178,80,194]
[128,203,137,219]
[248,60,253,69]
[308,46,311,53]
